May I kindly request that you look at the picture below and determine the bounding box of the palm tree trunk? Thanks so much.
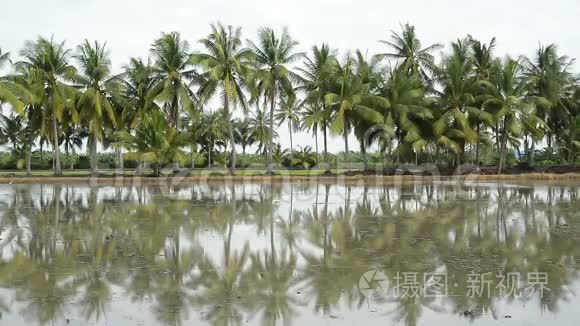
[52,109,62,176]
[529,138,536,166]
[266,89,276,175]
[89,133,98,174]
[117,147,124,172]
[208,140,212,168]
[361,139,368,170]
[475,123,481,166]
[25,146,32,175]
[322,125,328,157]
[314,129,319,156]
[498,117,508,174]
[70,147,75,170]
[224,100,236,174]
[289,122,293,153]
[343,124,349,171]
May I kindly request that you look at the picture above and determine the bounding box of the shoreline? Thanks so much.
[1,172,580,185]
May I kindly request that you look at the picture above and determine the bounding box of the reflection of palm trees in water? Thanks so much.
[0,183,579,325]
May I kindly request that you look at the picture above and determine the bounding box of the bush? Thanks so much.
[76,155,91,169]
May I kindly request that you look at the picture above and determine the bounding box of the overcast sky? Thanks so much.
[1,0,578,153]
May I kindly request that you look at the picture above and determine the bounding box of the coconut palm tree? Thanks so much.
[378,66,431,163]
[124,110,188,176]
[376,23,442,84]
[60,122,87,170]
[522,44,575,156]
[149,32,197,129]
[10,64,44,175]
[0,49,25,113]
[478,57,546,173]
[17,37,78,175]
[233,118,254,156]
[248,27,301,174]
[199,110,228,168]
[296,44,337,156]
[275,95,301,153]
[249,108,277,157]
[0,114,28,168]
[75,40,125,174]
[192,23,254,174]
[433,39,478,165]
[324,56,387,166]
[469,36,499,164]
[119,57,159,127]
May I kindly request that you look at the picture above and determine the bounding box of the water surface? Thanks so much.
[0,182,579,325]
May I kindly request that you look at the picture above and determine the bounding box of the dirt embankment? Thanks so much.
[0,166,579,185]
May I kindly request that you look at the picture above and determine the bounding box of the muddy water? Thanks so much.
[0,182,579,325]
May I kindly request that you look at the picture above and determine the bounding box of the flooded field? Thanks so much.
[0,181,579,325]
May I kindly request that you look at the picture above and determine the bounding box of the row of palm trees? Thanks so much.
[0,23,578,175]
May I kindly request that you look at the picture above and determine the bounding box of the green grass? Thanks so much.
[0,168,342,178]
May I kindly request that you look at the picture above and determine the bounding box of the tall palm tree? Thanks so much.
[119,57,158,127]
[149,32,197,129]
[18,37,78,176]
[379,66,431,163]
[522,44,574,155]
[376,23,442,84]
[469,36,498,164]
[479,57,546,173]
[10,64,44,175]
[248,27,301,174]
[324,56,387,166]
[433,39,477,164]
[296,44,337,156]
[193,23,254,174]
[275,95,301,153]
[75,40,124,174]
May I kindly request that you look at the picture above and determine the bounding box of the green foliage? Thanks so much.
[0,23,578,175]
[281,146,318,169]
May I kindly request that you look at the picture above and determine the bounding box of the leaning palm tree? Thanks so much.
[296,44,337,156]
[275,95,301,153]
[248,27,301,174]
[192,23,254,174]
[75,40,125,174]
[376,23,442,85]
[149,32,197,129]
[17,37,78,175]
